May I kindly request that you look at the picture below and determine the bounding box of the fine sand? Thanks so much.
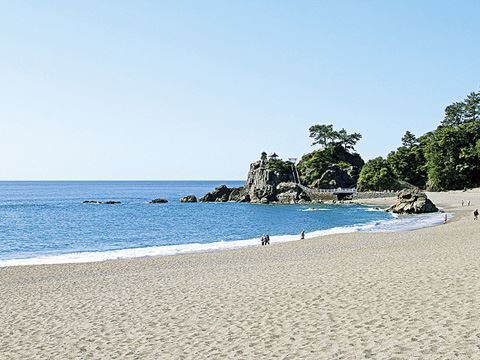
[1,191,479,359]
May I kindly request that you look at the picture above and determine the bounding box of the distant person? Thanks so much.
[265,234,270,245]
[474,209,479,220]
[444,214,448,224]
[468,200,471,206]
[300,230,305,240]
[462,200,464,207]
[261,235,265,246]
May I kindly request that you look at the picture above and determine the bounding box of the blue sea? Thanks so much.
[0,181,445,266]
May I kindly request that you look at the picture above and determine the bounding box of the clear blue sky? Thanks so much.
[1,1,479,180]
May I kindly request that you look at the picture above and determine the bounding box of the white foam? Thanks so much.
[301,208,331,212]
[0,212,450,268]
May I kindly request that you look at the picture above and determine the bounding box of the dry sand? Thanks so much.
[1,191,479,359]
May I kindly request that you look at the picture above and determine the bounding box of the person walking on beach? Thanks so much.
[468,200,471,206]
[462,200,464,207]
[444,214,448,224]
[300,230,305,240]
[474,209,479,220]
[265,234,270,245]
[261,235,265,246]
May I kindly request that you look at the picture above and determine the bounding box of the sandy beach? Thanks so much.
[1,190,479,359]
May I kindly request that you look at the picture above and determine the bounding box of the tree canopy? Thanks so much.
[357,157,402,192]
[441,91,480,127]
[386,131,427,188]
[309,124,362,151]
[382,90,480,191]
[302,90,480,191]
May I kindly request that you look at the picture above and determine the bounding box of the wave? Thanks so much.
[301,208,331,212]
[0,212,449,268]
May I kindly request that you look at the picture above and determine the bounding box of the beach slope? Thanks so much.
[0,191,479,359]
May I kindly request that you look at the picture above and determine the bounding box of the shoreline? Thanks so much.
[0,200,446,268]
[1,190,479,358]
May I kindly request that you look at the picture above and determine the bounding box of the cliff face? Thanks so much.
[245,159,295,203]
[200,157,310,204]
[200,149,367,203]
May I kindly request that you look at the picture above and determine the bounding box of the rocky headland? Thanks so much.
[200,153,361,204]
[199,157,311,204]
[199,154,439,213]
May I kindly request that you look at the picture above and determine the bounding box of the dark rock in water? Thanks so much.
[179,195,197,203]
[199,185,233,202]
[228,187,250,202]
[199,185,250,203]
[149,198,168,204]
[102,201,121,204]
[387,189,438,214]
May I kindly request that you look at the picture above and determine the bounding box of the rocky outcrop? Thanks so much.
[244,159,306,203]
[228,187,250,202]
[149,198,168,204]
[297,145,364,188]
[387,189,438,214]
[199,185,248,202]
[200,157,310,204]
[179,195,198,203]
[311,164,357,189]
[199,185,233,202]
[275,182,310,203]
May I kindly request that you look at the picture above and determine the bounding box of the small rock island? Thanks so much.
[387,189,438,214]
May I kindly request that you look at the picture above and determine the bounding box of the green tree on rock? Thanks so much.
[309,124,336,147]
[309,124,362,151]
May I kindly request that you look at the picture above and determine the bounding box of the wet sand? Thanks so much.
[0,190,479,359]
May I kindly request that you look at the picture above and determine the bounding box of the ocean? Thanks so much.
[0,181,445,266]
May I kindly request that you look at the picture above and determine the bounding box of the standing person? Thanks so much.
[444,214,448,224]
[265,234,270,245]
[300,230,305,240]
[462,200,464,207]
[468,200,471,206]
[261,235,265,246]
[474,209,479,220]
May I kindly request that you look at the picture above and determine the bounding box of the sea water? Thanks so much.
[0,181,446,266]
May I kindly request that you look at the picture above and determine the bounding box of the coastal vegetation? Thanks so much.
[202,89,479,202]
[297,125,364,188]
[299,90,480,191]
[375,90,480,191]
[356,157,402,192]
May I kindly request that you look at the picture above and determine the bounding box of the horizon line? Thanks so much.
[0,179,247,182]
